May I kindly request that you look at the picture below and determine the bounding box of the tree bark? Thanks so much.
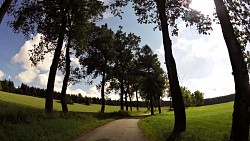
[158,96,161,113]
[129,94,132,111]
[214,0,250,140]
[60,36,71,113]
[150,92,154,115]
[45,5,67,113]
[120,79,124,110]
[101,68,106,113]
[0,0,12,24]
[155,0,186,133]
[136,88,139,111]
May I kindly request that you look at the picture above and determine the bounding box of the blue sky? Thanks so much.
[0,0,249,99]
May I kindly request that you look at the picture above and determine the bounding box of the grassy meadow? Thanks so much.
[0,91,147,141]
[0,90,240,141]
[140,102,234,141]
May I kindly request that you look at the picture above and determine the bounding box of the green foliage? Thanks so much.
[181,86,192,108]
[192,90,204,106]
[110,0,212,35]
[140,102,234,141]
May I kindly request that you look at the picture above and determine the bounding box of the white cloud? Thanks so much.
[155,23,235,98]
[190,0,215,16]
[0,70,5,79]
[16,68,40,83]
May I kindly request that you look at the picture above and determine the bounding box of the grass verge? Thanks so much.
[139,102,234,141]
[0,100,128,141]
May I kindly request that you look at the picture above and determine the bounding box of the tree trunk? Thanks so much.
[155,0,186,133]
[45,6,67,113]
[136,88,139,111]
[214,0,250,140]
[120,79,124,110]
[125,90,128,111]
[158,96,161,113]
[101,69,106,113]
[60,34,71,113]
[129,95,132,111]
[150,93,154,115]
[0,0,12,24]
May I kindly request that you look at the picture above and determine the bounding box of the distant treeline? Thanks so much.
[0,79,100,105]
[0,79,235,106]
[204,94,235,105]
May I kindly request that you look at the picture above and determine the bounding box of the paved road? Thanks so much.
[74,117,147,141]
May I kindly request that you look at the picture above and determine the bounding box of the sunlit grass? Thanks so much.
[140,102,234,141]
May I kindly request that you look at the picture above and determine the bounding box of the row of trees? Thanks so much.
[1,0,250,140]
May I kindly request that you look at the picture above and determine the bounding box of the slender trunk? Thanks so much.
[129,95,132,111]
[120,79,124,110]
[0,0,12,24]
[45,5,67,113]
[125,90,128,111]
[136,88,139,111]
[156,0,186,133]
[158,96,161,113]
[60,35,71,113]
[125,80,129,111]
[214,0,250,140]
[150,93,154,115]
[101,68,106,113]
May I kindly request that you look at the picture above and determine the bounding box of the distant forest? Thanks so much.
[0,79,235,106]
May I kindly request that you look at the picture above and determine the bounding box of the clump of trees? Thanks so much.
[180,87,204,108]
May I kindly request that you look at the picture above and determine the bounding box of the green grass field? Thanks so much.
[0,91,147,141]
[1,91,240,141]
[140,102,234,141]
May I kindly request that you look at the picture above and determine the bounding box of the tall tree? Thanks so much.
[78,24,116,113]
[213,0,250,140]
[0,0,12,24]
[112,27,141,110]
[9,0,106,113]
[111,0,212,133]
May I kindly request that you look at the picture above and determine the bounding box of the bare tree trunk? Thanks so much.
[101,69,106,113]
[156,0,186,133]
[214,0,250,140]
[150,93,154,115]
[60,34,71,113]
[45,4,67,113]
[136,88,139,111]
[125,90,128,111]
[158,96,161,113]
[120,79,124,110]
[0,0,12,24]
[129,94,132,111]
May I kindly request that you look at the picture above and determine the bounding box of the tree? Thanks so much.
[180,86,192,108]
[0,0,12,24]
[111,27,141,111]
[78,24,116,113]
[111,0,212,133]
[138,45,166,115]
[9,0,106,113]
[192,90,204,106]
[213,0,250,140]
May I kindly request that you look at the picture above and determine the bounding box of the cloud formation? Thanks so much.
[155,23,235,98]
[0,70,5,79]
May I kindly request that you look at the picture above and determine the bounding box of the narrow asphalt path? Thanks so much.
[74,116,147,141]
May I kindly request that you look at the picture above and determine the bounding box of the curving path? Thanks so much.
[74,116,147,141]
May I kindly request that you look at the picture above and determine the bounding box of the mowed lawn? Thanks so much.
[140,102,234,141]
[0,91,147,141]
[0,91,121,112]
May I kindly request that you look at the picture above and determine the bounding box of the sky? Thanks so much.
[0,0,249,100]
